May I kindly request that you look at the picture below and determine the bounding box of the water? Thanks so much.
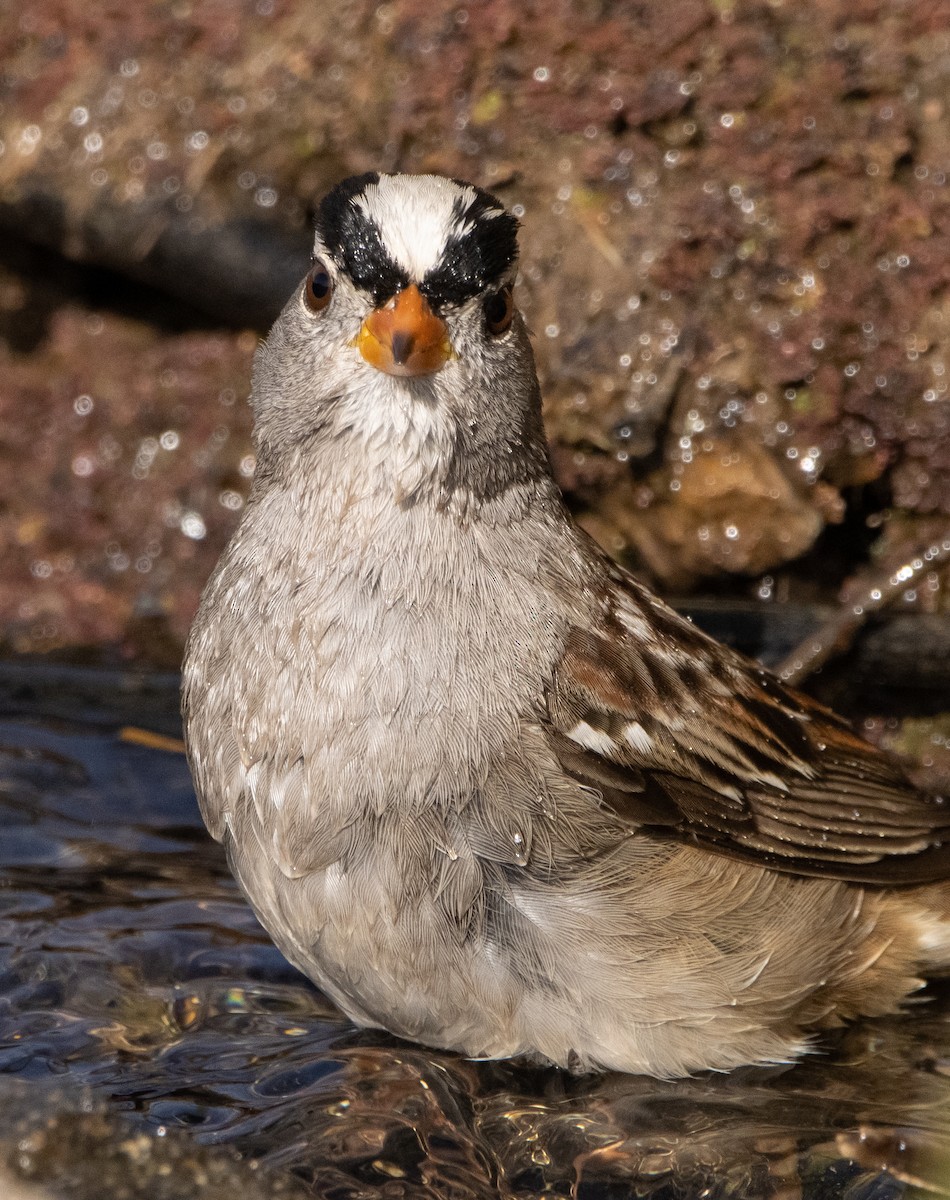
[1,670,949,1197]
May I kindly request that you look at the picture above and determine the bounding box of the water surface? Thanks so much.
[1,670,949,1197]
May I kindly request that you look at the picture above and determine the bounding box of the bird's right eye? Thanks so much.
[304,260,334,312]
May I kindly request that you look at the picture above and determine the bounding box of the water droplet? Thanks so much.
[180,511,207,540]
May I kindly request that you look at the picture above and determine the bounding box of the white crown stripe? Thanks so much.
[355,175,480,281]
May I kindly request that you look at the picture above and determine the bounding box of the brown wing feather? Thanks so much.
[544,569,950,886]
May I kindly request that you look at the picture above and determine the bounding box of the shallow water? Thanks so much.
[1,671,949,1198]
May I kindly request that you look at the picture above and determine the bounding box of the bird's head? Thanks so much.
[250,173,550,504]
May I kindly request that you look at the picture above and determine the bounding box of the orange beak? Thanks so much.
[357,284,452,377]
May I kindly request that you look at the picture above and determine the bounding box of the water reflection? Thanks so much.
[0,696,949,1197]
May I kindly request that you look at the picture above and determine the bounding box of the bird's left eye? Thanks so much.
[483,286,514,335]
[304,260,334,312]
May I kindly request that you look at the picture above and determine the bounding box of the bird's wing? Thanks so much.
[544,562,950,885]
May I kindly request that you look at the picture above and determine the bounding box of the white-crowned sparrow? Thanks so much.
[182,173,950,1078]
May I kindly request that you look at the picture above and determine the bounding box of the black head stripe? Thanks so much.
[422,184,520,310]
[314,173,410,305]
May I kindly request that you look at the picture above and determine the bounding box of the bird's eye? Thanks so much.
[304,260,334,312]
[484,286,514,336]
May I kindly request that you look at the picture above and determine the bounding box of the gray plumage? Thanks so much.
[182,173,950,1077]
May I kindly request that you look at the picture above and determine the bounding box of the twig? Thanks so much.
[775,534,950,686]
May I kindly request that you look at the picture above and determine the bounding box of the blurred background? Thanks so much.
[0,0,948,712]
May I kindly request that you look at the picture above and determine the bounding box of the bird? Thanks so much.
[182,172,950,1078]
